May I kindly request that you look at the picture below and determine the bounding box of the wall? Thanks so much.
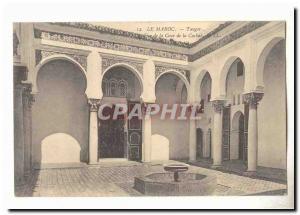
[197,73,213,158]
[152,73,189,160]
[32,60,89,165]
[258,40,286,169]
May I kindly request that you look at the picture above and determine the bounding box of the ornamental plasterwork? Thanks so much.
[51,22,191,48]
[35,49,87,70]
[189,22,269,61]
[22,83,35,109]
[88,98,101,112]
[102,57,143,76]
[212,100,226,113]
[155,65,190,83]
[243,92,264,109]
[35,29,188,61]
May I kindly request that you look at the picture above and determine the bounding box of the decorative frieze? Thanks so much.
[34,21,269,63]
[35,49,87,70]
[102,57,143,76]
[212,100,225,113]
[51,22,191,48]
[155,65,190,83]
[243,92,264,109]
[88,99,101,112]
[189,22,269,61]
[35,29,188,61]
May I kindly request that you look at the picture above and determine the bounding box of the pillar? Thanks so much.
[243,92,264,174]
[88,99,100,164]
[14,84,25,185]
[189,119,197,161]
[86,51,102,164]
[141,60,156,162]
[142,108,152,162]
[22,83,34,177]
[14,65,29,185]
[86,51,102,99]
[211,100,225,168]
[187,80,197,162]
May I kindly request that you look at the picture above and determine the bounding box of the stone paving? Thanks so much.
[15,162,287,197]
[189,159,287,183]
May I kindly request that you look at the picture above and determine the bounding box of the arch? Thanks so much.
[200,72,212,101]
[256,37,285,90]
[230,111,245,160]
[155,69,190,96]
[33,54,87,94]
[102,63,144,95]
[194,70,212,103]
[232,111,244,130]
[219,56,246,97]
[33,59,89,164]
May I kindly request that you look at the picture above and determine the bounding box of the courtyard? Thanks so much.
[15,162,287,197]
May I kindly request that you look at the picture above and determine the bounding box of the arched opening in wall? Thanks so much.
[196,128,203,159]
[197,72,213,159]
[33,59,88,165]
[225,58,245,105]
[222,58,245,161]
[200,72,212,113]
[258,39,286,169]
[152,73,188,160]
[99,66,143,161]
[230,111,246,162]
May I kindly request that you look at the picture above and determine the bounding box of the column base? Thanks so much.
[211,164,222,170]
[243,170,257,177]
[88,161,98,165]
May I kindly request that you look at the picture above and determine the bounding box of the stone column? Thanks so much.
[243,92,264,174]
[211,100,225,168]
[14,84,25,185]
[142,107,152,162]
[14,64,28,185]
[88,98,100,164]
[22,83,34,177]
[141,60,156,162]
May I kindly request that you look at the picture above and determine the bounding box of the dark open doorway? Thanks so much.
[196,128,203,159]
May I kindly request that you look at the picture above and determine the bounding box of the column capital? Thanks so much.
[22,82,35,109]
[243,92,264,108]
[88,98,101,112]
[211,100,226,113]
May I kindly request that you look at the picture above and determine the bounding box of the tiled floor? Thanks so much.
[15,162,287,197]
[189,159,287,183]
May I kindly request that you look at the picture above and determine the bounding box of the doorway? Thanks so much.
[98,105,126,158]
[238,114,245,160]
[196,128,203,159]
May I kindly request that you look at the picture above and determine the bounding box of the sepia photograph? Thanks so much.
[0,1,295,210]
[13,20,288,196]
